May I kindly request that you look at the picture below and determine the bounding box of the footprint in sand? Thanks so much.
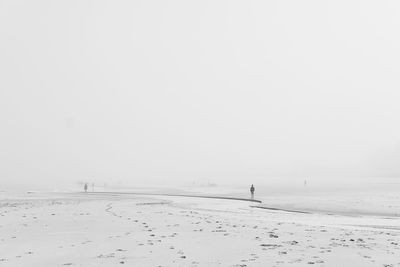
[269,233,279,238]
[97,253,115,258]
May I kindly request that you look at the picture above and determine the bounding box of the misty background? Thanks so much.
[1,0,400,190]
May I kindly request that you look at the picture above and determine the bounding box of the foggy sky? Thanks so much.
[1,0,400,189]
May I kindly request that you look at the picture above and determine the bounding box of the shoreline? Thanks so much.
[3,189,400,219]
[76,191,400,218]
[4,189,400,218]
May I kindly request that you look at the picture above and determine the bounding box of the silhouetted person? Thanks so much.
[84,183,88,192]
[250,184,255,199]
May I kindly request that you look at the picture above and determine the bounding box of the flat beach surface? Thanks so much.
[1,191,400,266]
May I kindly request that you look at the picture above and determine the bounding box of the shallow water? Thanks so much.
[178,178,400,217]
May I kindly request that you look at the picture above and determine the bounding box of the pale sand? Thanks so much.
[1,192,400,266]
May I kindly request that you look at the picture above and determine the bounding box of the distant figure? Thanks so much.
[250,184,255,199]
[84,183,88,192]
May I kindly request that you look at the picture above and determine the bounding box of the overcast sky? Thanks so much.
[1,0,400,189]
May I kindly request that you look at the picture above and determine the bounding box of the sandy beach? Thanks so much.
[3,0,400,265]
[1,191,400,267]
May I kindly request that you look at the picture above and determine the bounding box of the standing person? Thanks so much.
[84,183,88,192]
[250,184,255,199]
